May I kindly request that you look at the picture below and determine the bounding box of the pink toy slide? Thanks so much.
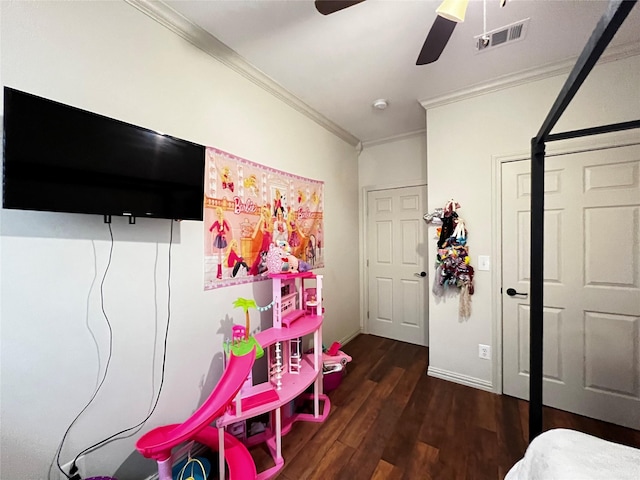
[136,350,258,480]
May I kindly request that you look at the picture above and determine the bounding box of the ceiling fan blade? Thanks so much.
[314,0,366,16]
[416,16,457,65]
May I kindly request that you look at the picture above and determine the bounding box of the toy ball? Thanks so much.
[172,457,210,480]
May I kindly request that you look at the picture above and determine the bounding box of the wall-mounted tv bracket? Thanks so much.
[102,214,135,224]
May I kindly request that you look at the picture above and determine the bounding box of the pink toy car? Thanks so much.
[322,342,352,367]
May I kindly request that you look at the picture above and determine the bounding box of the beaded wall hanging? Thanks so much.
[424,199,475,319]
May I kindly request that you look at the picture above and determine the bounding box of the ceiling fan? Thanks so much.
[314,0,474,65]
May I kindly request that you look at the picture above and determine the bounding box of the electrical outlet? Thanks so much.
[59,460,73,480]
[479,344,491,360]
[60,456,85,479]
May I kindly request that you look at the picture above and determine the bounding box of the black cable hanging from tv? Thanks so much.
[54,220,176,479]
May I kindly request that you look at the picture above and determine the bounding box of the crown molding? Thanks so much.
[420,41,640,111]
[361,128,426,149]
[124,0,361,147]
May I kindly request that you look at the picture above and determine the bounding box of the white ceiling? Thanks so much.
[159,0,640,145]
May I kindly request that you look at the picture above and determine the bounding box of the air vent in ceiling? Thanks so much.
[475,18,530,53]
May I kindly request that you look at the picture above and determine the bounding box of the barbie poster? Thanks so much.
[204,147,324,290]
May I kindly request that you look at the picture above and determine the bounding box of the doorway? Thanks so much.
[365,185,429,346]
[501,144,640,429]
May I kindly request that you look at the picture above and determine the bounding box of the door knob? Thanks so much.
[506,288,527,297]
[414,271,427,278]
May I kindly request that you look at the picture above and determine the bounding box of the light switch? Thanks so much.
[477,255,490,271]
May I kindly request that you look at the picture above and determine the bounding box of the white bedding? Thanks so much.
[505,428,640,480]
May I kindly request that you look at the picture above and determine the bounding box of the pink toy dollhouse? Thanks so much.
[216,271,329,479]
[136,272,329,480]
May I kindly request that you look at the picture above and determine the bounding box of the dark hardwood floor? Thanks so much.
[250,334,640,480]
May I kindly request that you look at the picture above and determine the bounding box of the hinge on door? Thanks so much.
[367,259,369,267]
[367,311,369,319]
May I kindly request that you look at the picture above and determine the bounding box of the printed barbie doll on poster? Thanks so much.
[204,147,324,290]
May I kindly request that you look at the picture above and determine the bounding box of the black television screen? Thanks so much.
[2,87,205,221]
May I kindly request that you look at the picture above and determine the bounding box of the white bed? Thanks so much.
[505,429,640,480]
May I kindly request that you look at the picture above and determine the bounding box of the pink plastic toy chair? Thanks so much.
[232,325,246,343]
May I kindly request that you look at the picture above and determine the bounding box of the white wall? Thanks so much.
[357,133,428,336]
[0,2,359,479]
[425,54,640,389]
[358,133,427,188]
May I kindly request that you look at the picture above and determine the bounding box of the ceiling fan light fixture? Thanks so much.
[372,99,389,110]
[436,0,469,23]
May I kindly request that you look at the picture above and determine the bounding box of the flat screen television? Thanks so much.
[2,87,205,221]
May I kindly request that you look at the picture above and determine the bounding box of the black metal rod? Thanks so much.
[535,0,637,143]
[529,139,546,442]
[527,0,638,445]
[547,119,640,142]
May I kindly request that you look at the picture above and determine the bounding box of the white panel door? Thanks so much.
[502,144,640,429]
[367,185,429,346]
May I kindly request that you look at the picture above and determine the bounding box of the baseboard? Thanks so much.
[340,328,362,347]
[427,366,494,392]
